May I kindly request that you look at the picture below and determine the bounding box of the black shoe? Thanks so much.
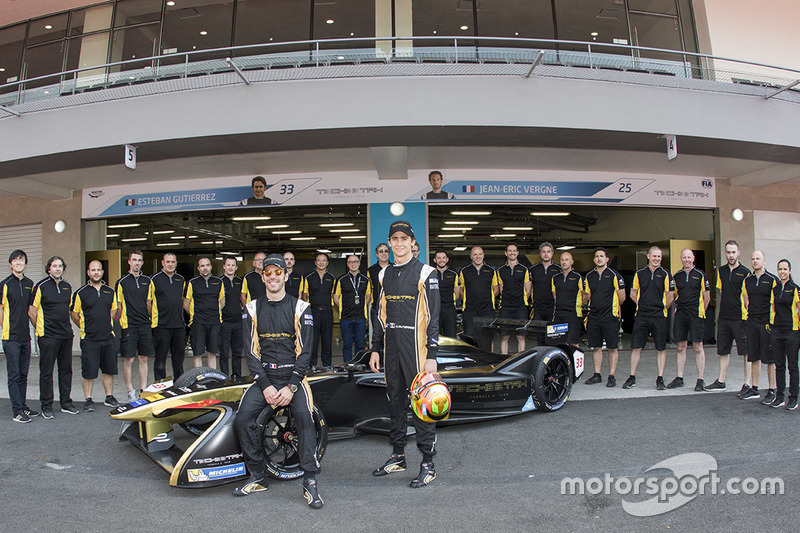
[410,462,436,488]
[666,377,684,389]
[606,375,616,388]
[785,399,799,410]
[656,377,666,390]
[12,413,31,423]
[740,388,759,400]
[694,379,706,391]
[372,454,407,476]
[760,390,776,405]
[622,376,636,389]
[61,403,79,415]
[84,399,95,412]
[770,396,786,408]
[104,395,120,408]
[23,407,39,418]
[303,479,324,509]
[705,379,726,391]
[585,373,602,385]
[232,475,269,496]
[737,384,751,398]
[41,407,54,420]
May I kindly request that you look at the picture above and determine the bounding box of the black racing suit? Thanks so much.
[371,256,440,458]
[235,293,319,478]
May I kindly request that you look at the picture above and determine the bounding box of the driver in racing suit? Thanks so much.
[233,254,322,508]
[370,220,441,488]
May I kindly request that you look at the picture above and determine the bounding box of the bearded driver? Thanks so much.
[370,220,441,488]
[233,254,322,508]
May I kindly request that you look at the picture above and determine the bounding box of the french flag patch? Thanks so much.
[462,185,475,193]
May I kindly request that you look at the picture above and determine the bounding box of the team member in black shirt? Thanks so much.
[624,246,674,390]
[71,260,119,412]
[283,251,306,300]
[432,250,460,338]
[149,252,186,381]
[459,246,499,351]
[115,249,153,402]
[551,252,583,348]
[334,255,372,363]
[28,256,76,418]
[303,252,336,370]
[583,248,626,387]
[497,243,531,354]
[241,251,267,306]
[529,242,561,344]
[707,240,751,392]
[768,259,800,409]
[184,256,225,370]
[219,257,244,377]
[1,250,37,423]
[668,249,710,391]
[740,250,777,401]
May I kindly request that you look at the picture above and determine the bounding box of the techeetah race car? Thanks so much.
[110,320,584,488]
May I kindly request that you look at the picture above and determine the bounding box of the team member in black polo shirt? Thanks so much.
[115,249,154,402]
[432,250,460,338]
[334,255,372,363]
[368,243,392,343]
[668,249,710,391]
[624,246,674,390]
[1,249,37,423]
[283,251,306,300]
[529,242,561,345]
[28,256,76,418]
[184,256,225,370]
[707,240,751,392]
[240,251,267,306]
[552,252,583,348]
[583,248,626,387]
[149,252,187,381]
[303,252,336,370]
[768,259,800,409]
[740,250,778,401]
[459,246,499,351]
[219,257,244,377]
[71,260,119,412]
[497,243,531,354]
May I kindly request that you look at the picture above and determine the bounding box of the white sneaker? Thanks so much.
[127,390,138,402]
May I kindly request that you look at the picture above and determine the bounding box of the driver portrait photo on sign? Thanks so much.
[240,176,276,206]
[421,170,456,200]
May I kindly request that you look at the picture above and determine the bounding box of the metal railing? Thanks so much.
[1,36,799,117]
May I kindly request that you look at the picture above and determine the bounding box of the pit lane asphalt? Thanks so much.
[2,389,799,533]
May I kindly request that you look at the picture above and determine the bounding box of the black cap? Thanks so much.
[262,253,286,270]
[388,220,415,239]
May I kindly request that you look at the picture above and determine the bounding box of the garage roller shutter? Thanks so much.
[0,223,43,278]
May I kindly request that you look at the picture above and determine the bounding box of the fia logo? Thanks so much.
[701,179,713,189]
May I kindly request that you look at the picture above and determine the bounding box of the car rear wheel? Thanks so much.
[175,366,229,436]
[531,348,572,412]
[258,404,328,480]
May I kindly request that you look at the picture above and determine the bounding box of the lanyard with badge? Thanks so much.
[351,274,361,305]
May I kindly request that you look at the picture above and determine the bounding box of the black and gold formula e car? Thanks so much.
[110,320,584,488]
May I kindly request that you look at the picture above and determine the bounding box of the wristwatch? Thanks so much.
[289,384,298,393]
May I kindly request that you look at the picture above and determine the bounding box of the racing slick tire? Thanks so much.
[258,404,328,480]
[175,366,229,436]
[531,348,573,412]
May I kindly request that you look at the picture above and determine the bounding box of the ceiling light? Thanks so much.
[44,24,53,30]
[490,234,516,238]
[220,251,237,255]
[444,221,478,225]
[170,236,186,239]
[201,241,214,244]
[106,234,119,238]
[317,249,332,253]
[450,211,491,216]
[460,25,468,30]
[232,216,271,221]
[156,242,181,247]
[503,227,533,231]
[108,223,140,228]
[200,30,208,36]
[215,240,222,244]
[557,246,576,251]
[437,234,465,238]
[0,68,5,72]
[188,235,198,239]
[590,32,599,37]
[349,32,354,36]
[273,230,302,235]
[319,223,353,227]
[290,237,316,241]
[121,237,147,242]
[167,1,176,5]
[514,32,519,36]
[151,230,175,235]
[341,235,366,239]
[337,56,344,60]
[326,19,334,24]
[329,229,360,233]
[255,224,289,229]
[453,246,467,251]
[530,211,570,216]
[442,227,472,231]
